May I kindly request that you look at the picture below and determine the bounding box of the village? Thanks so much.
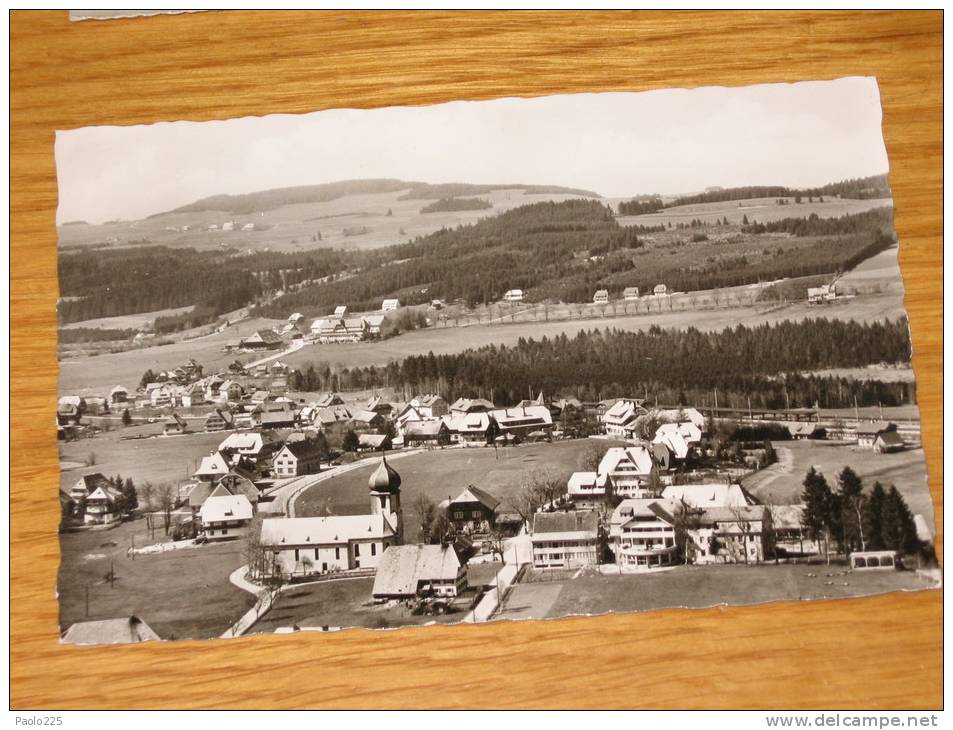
[56,327,935,643]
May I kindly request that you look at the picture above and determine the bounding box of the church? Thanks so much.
[260,455,403,578]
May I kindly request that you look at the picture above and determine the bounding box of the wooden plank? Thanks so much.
[11,9,941,709]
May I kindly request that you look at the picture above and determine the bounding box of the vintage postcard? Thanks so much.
[54,77,938,645]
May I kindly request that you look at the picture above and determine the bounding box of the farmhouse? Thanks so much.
[807,283,837,304]
[273,440,325,479]
[200,493,254,541]
[874,430,905,454]
[349,409,385,434]
[109,385,129,404]
[364,313,386,338]
[597,445,657,498]
[240,329,283,350]
[856,421,897,449]
[372,544,467,600]
[364,395,394,418]
[252,402,297,429]
[449,397,495,414]
[609,498,679,570]
[531,511,600,569]
[623,287,640,300]
[150,384,176,408]
[84,485,123,525]
[447,485,500,535]
[381,298,400,311]
[444,412,498,444]
[57,395,86,424]
[407,394,449,419]
[654,407,707,432]
[311,405,352,441]
[311,316,370,343]
[193,451,232,482]
[489,405,553,439]
[653,284,668,296]
[218,380,245,403]
[181,383,206,407]
[402,419,450,447]
[314,392,345,408]
[358,433,393,452]
[787,422,826,440]
[593,289,609,304]
[692,505,772,564]
[503,289,524,302]
[218,431,282,466]
[61,616,161,645]
[652,424,695,460]
[69,473,112,502]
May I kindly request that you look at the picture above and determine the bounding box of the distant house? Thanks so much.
[363,313,387,338]
[193,451,233,483]
[273,440,325,479]
[531,511,600,569]
[874,430,905,454]
[84,485,123,525]
[623,287,640,301]
[252,402,297,429]
[311,404,352,441]
[219,380,245,403]
[692,505,772,564]
[109,385,129,404]
[241,223,255,231]
[218,431,281,465]
[502,289,524,302]
[489,405,553,440]
[450,397,495,414]
[240,329,283,350]
[181,383,206,407]
[447,485,501,535]
[787,422,826,440]
[149,384,176,408]
[601,399,645,438]
[364,395,394,418]
[567,471,613,509]
[269,360,290,375]
[660,482,756,509]
[349,409,384,434]
[333,305,348,317]
[653,284,668,296]
[609,498,678,569]
[403,419,450,447]
[204,408,233,432]
[57,395,86,424]
[61,616,160,645]
[358,433,393,452]
[200,493,254,541]
[597,446,657,498]
[807,283,836,304]
[856,421,897,449]
[407,394,449,419]
[381,298,400,312]
[249,389,276,404]
[311,315,369,343]
[69,473,112,502]
[314,393,345,409]
[444,412,498,444]
[372,544,467,600]
[162,412,188,436]
[593,289,609,305]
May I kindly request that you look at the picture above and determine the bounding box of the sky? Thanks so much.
[54,76,890,224]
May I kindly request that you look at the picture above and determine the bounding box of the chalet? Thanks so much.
[489,405,553,439]
[311,316,369,343]
[530,511,600,569]
[653,284,668,296]
[807,283,836,304]
[652,424,696,460]
[269,360,290,375]
[372,544,467,600]
[61,616,160,645]
[503,289,524,302]
[68,473,111,502]
[408,394,449,419]
[162,412,188,435]
[57,396,86,425]
[567,471,613,509]
[856,421,897,449]
[381,298,400,311]
[109,385,129,404]
[358,433,393,452]
[150,384,176,408]
[273,440,325,479]
[449,397,495,414]
[787,422,826,440]
[218,431,281,465]
[181,383,206,407]
[654,420,703,448]
[661,482,756,509]
[349,409,385,434]
[189,472,259,524]
[447,485,500,535]
[874,430,905,454]
[597,445,657,498]
[654,407,707,432]
[84,485,123,525]
[609,498,679,569]
[692,505,772,564]
[364,395,394,418]
[403,419,450,447]
[193,451,232,482]
[200,493,254,541]
[623,287,640,301]
[312,405,352,441]
[444,412,498,444]
[219,380,245,403]
[593,289,610,304]
[601,399,645,437]
[240,329,283,350]
[333,305,348,317]
[204,408,233,432]
[314,393,345,408]
[249,389,276,404]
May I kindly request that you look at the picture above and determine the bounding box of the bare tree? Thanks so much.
[153,483,178,536]
[243,514,267,582]
[411,494,438,542]
[728,506,754,564]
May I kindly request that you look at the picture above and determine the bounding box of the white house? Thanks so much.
[381,298,400,311]
[489,404,553,439]
[83,485,123,525]
[567,471,613,509]
[654,407,707,432]
[623,287,640,301]
[807,283,836,304]
[601,399,645,437]
[609,498,679,570]
[503,289,524,302]
[593,289,610,304]
[531,511,600,569]
[272,440,324,479]
[372,544,466,600]
[661,482,756,509]
[200,493,254,541]
[597,445,658,498]
[443,412,497,444]
[405,394,449,419]
[653,284,668,296]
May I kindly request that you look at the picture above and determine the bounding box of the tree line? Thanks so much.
[664,174,891,208]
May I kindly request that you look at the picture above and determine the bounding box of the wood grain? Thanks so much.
[10,10,942,710]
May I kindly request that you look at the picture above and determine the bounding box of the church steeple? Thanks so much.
[368,454,402,543]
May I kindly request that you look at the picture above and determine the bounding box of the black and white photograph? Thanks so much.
[53,76,938,645]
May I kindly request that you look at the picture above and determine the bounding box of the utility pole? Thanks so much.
[85,584,90,618]
[747,396,752,421]
[854,396,859,423]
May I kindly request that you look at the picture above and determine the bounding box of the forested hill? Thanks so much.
[661,174,891,209]
[313,318,914,410]
[157,179,601,216]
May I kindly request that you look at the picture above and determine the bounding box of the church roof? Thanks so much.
[369,455,401,493]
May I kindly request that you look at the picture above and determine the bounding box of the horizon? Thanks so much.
[55,77,890,224]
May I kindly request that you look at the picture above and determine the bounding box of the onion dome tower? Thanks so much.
[368,454,402,543]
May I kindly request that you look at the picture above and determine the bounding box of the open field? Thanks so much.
[294,440,619,541]
[59,305,196,331]
[495,563,936,623]
[617,196,891,228]
[58,187,596,254]
[807,365,915,383]
[59,425,230,494]
[250,576,474,633]
[836,245,905,295]
[741,440,934,533]
[58,519,254,639]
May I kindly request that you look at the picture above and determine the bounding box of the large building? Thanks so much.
[609,498,679,569]
[530,511,600,569]
[446,485,500,535]
[372,544,467,600]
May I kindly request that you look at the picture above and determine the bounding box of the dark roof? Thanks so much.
[876,430,905,446]
[856,421,895,435]
[532,510,599,536]
[451,485,501,511]
[281,440,326,460]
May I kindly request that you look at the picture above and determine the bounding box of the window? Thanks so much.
[354,544,360,556]
[371,543,377,556]
[294,549,300,561]
[472,510,482,519]
[314,548,319,558]
[335,547,340,560]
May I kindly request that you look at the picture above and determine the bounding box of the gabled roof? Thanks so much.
[358,433,391,449]
[445,412,494,433]
[450,397,495,413]
[450,485,500,511]
[350,409,381,424]
[404,419,448,437]
[490,405,552,427]
[71,473,111,497]
[261,513,395,546]
[661,483,755,509]
[531,510,599,538]
[86,485,122,503]
[856,420,895,436]
[61,616,160,645]
[875,430,905,446]
[316,405,351,424]
[200,494,253,523]
[598,445,654,476]
[567,471,610,494]
[195,451,231,478]
[277,439,325,461]
[372,544,461,598]
[655,421,702,444]
[697,505,769,527]
[411,394,446,408]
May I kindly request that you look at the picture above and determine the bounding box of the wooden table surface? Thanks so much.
[10,10,942,710]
